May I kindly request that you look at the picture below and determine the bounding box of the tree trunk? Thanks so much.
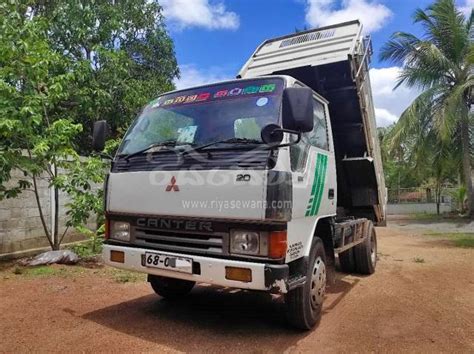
[435,182,441,216]
[397,169,401,202]
[31,174,53,249]
[53,164,60,250]
[460,106,473,218]
[27,149,53,249]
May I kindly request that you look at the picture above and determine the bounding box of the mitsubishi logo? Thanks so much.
[166,176,179,192]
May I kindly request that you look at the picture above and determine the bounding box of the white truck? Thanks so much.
[93,20,386,330]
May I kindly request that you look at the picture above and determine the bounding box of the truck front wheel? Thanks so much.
[285,238,327,330]
[148,275,195,299]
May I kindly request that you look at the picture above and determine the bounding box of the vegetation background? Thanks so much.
[380,0,473,216]
[0,0,179,250]
[0,0,472,252]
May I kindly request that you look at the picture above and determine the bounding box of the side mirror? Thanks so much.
[92,120,108,152]
[261,124,284,145]
[282,87,314,133]
[261,123,302,148]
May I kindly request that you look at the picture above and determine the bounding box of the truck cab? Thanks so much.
[95,20,384,330]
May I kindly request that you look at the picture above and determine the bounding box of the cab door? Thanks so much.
[286,92,337,261]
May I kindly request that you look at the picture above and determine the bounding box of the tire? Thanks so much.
[354,221,377,275]
[148,275,195,299]
[285,238,327,330]
[338,248,356,273]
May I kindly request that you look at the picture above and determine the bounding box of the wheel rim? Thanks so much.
[310,256,326,309]
[370,231,377,265]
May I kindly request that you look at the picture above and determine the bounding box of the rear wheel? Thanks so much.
[338,248,356,273]
[148,275,195,299]
[286,238,327,330]
[354,221,377,274]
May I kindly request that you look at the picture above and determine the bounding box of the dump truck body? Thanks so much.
[238,20,386,224]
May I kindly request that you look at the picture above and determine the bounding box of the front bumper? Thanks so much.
[103,244,289,293]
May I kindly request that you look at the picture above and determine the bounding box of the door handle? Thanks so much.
[328,188,335,199]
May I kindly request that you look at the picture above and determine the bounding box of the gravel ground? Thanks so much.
[0,220,473,353]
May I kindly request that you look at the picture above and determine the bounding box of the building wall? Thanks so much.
[387,202,453,215]
[0,170,92,257]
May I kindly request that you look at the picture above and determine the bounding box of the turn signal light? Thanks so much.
[110,250,125,263]
[225,266,252,283]
[269,231,287,259]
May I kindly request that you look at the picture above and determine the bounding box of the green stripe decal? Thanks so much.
[311,154,327,216]
[310,154,324,214]
[305,153,328,217]
[305,154,322,216]
[310,154,323,196]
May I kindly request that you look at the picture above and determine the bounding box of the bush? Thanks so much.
[70,225,105,258]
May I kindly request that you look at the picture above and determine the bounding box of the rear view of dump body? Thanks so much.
[238,20,386,225]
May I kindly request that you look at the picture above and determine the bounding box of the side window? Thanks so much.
[290,87,330,171]
[306,99,329,150]
[290,137,309,172]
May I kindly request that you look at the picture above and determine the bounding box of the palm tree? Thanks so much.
[380,0,473,216]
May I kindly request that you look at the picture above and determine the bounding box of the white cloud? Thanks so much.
[458,0,473,17]
[369,67,420,127]
[304,0,392,33]
[160,0,239,30]
[374,108,398,127]
[174,64,232,90]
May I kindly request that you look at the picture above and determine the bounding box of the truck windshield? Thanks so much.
[117,78,284,156]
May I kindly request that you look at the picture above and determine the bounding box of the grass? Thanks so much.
[413,257,425,263]
[111,269,146,283]
[424,232,474,248]
[412,213,443,221]
[410,212,469,221]
[68,238,103,259]
[11,265,82,278]
[4,263,146,284]
[9,265,143,285]
[452,237,474,248]
[1,248,146,284]
[5,265,146,284]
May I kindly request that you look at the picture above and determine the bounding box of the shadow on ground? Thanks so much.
[82,275,358,351]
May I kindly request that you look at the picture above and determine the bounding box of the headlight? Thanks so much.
[230,230,268,256]
[110,221,130,242]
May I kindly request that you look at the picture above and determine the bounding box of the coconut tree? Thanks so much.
[384,97,459,213]
[380,0,473,216]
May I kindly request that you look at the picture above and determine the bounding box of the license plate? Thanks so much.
[144,252,193,274]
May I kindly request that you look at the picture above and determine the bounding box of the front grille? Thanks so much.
[112,149,274,172]
[132,227,228,256]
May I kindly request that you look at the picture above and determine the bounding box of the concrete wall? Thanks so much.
[387,202,453,215]
[0,170,92,257]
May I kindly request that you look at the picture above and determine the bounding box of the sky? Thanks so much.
[160,0,473,127]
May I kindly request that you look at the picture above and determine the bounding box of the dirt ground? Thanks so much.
[0,219,473,353]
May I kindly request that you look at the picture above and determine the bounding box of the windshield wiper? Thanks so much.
[181,138,262,157]
[120,140,182,160]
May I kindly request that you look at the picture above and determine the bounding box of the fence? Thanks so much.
[386,187,457,215]
[387,187,457,204]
